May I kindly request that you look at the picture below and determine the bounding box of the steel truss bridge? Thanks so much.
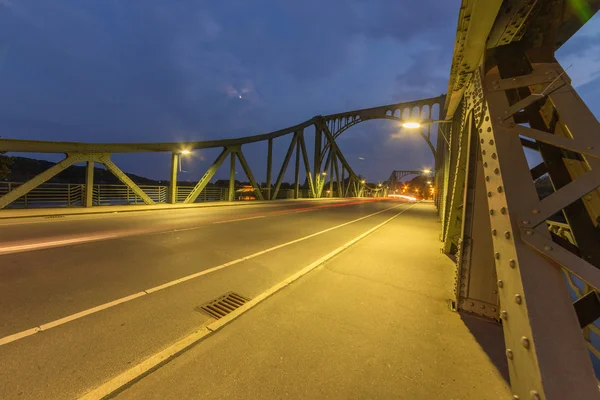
[2,1,600,399]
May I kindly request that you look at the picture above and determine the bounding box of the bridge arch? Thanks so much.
[319,94,445,167]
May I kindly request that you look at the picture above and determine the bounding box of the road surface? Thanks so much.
[0,198,416,399]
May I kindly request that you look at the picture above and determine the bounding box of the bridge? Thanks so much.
[1,1,600,399]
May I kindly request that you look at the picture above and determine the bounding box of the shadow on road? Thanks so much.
[460,312,510,384]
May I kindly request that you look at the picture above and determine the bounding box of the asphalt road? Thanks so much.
[0,198,413,400]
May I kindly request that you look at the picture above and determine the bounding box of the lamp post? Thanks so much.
[170,149,192,204]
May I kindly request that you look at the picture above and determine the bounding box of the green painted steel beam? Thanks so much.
[99,155,155,205]
[236,149,264,201]
[184,147,231,204]
[0,153,84,209]
[271,133,298,200]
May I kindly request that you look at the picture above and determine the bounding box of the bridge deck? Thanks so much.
[114,203,511,400]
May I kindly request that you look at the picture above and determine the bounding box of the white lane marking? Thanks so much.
[0,203,407,347]
[77,203,416,400]
[212,215,265,224]
[0,235,119,256]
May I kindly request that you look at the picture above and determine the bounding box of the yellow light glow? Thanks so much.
[402,122,421,129]
[181,149,192,155]
[361,180,366,184]
[423,169,431,174]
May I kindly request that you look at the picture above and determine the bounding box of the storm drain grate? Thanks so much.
[196,292,250,319]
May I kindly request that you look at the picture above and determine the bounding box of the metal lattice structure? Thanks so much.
[436,1,600,399]
[0,97,444,209]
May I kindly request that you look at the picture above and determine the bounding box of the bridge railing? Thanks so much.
[0,181,84,208]
[0,182,319,208]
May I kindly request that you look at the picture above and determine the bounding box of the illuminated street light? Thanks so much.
[427,181,432,184]
[423,169,431,174]
[322,171,327,176]
[402,121,421,129]
[361,180,366,184]
[180,149,192,155]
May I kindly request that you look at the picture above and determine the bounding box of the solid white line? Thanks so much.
[0,235,119,255]
[0,202,407,347]
[212,215,265,224]
[77,203,417,400]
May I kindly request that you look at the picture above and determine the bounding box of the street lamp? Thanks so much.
[423,169,431,174]
[402,119,451,146]
[179,149,192,172]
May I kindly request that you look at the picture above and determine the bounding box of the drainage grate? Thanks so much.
[196,292,250,319]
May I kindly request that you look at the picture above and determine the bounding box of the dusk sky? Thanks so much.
[1,1,599,183]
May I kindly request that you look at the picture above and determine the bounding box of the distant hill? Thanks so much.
[5,156,162,185]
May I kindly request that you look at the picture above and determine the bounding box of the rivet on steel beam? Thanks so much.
[470,302,474,306]
[480,139,484,144]
[494,168,500,174]
[489,139,494,145]
[525,229,533,235]
[509,259,516,268]
[494,252,500,259]
[484,162,488,168]
[492,307,496,312]
[490,209,495,215]
[504,231,510,239]
[506,349,514,360]
[501,207,507,214]
[487,192,492,197]
[485,176,490,181]
[480,305,485,309]
[544,245,553,251]
[497,186,503,193]
[497,280,503,288]
[587,146,594,150]
[513,396,520,400]
[530,391,540,400]
[482,150,487,155]
[515,294,522,304]
[521,337,530,349]
[501,310,507,319]
[479,128,483,133]
[487,127,492,132]
[532,209,539,214]
[492,290,497,294]
[491,153,497,159]
[492,229,497,236]
[522,220,530,225]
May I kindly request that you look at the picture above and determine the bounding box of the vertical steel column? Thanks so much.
[479,61,599,399]
[314,123,322,180]
[85,160,94,207]
[266,138,273,201]
[169,153,178,204]
[229,152,236,202]
[329,151,335,197]
[294,137,300,199]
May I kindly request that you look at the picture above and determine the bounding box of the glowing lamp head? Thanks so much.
[180,149,192,155]
[423,169,431,174]
[402,121,421,129]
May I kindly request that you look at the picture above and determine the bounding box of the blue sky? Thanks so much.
[0,1,598,183]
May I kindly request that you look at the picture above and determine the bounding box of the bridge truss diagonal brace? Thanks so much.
[0,153,87,209]
[184,147,232,204]
[271,133,299,200]
[98,155,155,205]
[479,64,599,399]
[320,123,358,180]
[297,131,315,198]
[234,148,264,201]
